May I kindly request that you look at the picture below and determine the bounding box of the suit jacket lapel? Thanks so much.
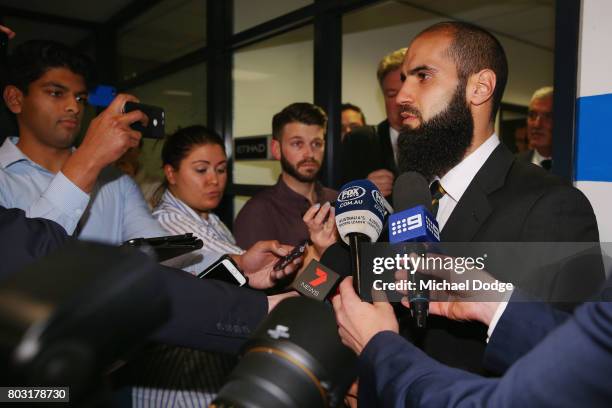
[441,144,514,242]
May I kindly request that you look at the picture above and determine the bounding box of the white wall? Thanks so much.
[233,0,311,33]
[233,31,313,138]
[575,0,612,245]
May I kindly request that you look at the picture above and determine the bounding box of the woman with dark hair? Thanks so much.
[152,125,243,273]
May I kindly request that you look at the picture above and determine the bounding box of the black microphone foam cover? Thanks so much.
[392,171,432,212]
[320,242,351,278]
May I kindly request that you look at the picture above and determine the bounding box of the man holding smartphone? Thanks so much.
[0,39,301,286]
[234,103,338,250]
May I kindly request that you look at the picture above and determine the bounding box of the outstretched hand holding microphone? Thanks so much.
[394,253,506,327]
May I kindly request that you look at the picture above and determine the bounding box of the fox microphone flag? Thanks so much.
[335,179,387,244]
[335,179,388,293]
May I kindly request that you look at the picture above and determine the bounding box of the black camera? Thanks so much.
[212,297,357,408]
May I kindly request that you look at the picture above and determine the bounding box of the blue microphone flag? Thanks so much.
[388,205,440,243]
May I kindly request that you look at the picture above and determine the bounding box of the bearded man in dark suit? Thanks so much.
[393,21,600,373]
[331,21,601,374]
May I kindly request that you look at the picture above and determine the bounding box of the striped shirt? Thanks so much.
[153,190,244,275]
[125,344,236,408]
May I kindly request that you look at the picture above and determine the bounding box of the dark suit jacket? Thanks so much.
[0,205,68,280]
[483,290,572,375]
[358,279,612,408]
[401,144,601,373]
[0,205,267,355]
[340,120,398,186]
[516,149,535,164]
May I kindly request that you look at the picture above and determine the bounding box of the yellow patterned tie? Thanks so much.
[430,180,446,217]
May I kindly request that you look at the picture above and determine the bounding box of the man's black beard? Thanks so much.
[397,84,474,182]
[280,155,321,183]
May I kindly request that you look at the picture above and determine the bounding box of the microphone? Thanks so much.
[334,180,388,294]
[390,172,440,328]
[291,259,341,301]
[319,243,352,279]
[289,242,357,301]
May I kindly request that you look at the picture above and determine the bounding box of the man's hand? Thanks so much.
[0,25,16,39]
[267,291,300,313]
[62,94,148,193]
[367,169,394,197]
[234,240,303,289]
[303,202,338,257]
[395,253,503,326]
[332,277,398,355]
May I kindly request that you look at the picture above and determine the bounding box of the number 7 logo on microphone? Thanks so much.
[309,268,328,287]
[292,261,340,301]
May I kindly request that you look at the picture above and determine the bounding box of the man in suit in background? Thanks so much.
[517,86,554,169]
[332,21,600,373]
[340,48,406,197]
[340,102,366,141]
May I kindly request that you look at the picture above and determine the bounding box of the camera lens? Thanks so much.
[212,297,356,408]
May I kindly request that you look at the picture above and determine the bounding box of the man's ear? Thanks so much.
[467,69,496,107]
[3,85,24,114]
[271,139,281,161]
[163,164,177,186]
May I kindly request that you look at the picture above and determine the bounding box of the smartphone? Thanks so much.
[198,255,247,287]
[123,101,165,139]
[123,233,195,247]
[273,240,308,271]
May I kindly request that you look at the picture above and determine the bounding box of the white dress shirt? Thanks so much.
[390,127,400,166]
[434,133,500,231]
[531,149,551,167]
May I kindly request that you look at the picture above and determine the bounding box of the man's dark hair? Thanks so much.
[417,21,508,121]
[5,40,95,93]
[272,102,328,141]
[341,102,366,124]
